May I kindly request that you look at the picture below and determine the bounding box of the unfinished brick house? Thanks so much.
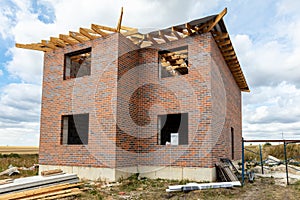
[17,8,249,181]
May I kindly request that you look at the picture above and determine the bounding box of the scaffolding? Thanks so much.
[241,138,300,186]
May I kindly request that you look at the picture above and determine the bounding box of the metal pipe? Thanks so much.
[241,137,245,186]
[284,141,289,185]
[259,144,264,174]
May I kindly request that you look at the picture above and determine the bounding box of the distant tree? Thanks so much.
[264,142,272,147]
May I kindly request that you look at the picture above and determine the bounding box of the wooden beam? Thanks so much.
[213,32,229,40]
[69,31,89,43]
[50,37,66,47]
[92,24,117,32]
[221,45,233,52]
[222,51,235,57]
[171,30,182,39]
[91,24,109,36]
[159,31,170,42]
[218,39,231,47]
[146,34,158,45]
[41,40,57,50]
[79,28,99,40]
[59,34,79,45]
[117,7,124,32]
[204,8,227,33]
[185,23,193,35]
[195,20,212,32]
[15,43,52,52]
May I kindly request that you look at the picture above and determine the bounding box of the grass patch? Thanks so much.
[0,154,38,179]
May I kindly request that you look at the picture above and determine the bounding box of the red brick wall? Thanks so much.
[39,32,242,170]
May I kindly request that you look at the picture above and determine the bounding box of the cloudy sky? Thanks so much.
[0,0,300,146]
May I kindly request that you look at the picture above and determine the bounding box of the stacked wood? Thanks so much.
[216,162,239,182]
[0,183,82,200]
[41,169,63,176]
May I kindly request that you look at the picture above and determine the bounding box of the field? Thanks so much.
[0,146,39,154]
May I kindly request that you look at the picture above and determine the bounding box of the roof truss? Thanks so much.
[15,8,249,92]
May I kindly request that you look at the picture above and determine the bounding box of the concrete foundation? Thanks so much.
[39,165,216,182]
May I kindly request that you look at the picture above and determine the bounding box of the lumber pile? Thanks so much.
[0,173,79,195]
[216,162,239,182]
[0,183,82,200]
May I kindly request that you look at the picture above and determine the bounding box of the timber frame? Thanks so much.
[15,8,249,92]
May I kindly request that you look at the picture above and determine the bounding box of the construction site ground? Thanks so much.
[78,175,300,200]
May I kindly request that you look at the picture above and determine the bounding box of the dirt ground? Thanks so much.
[78,175,300,200]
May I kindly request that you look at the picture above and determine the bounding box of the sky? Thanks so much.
[0,0,300,146]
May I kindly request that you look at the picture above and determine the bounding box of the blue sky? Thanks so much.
[0,0,300,146]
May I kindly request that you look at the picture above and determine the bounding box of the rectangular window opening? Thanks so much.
[64,47,91,80]
[61,113,89,145]
[159,46,188,78]
[231,127,234,160]
[158,113,188,145]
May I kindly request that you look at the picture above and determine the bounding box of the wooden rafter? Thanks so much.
[218,39,231,47]
[213,32,229,40]
[185,23,193,35]
[59,34,79,45]
[204,8,227,33]
[50,37,66,47]
[223,51,235,57]
[146,34,158,45]
[14,8,249,92]
[79,28,99,40]
[41,40,57,50]
[91,24,109,36]
[15,43,52,52]
[69,31,89,43]
[158,31,170,42]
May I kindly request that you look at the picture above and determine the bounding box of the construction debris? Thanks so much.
[0,173,79,195]
[216,159,239,182]
[0,167,19,176]
[166,181,241,192]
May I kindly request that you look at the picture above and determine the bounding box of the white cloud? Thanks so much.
[0,69,3,76]
[0,83,41,146]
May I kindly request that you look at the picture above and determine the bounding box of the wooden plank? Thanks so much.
[0,183,81,200]
[59,34,79,45]
[41,40,57,50]
[79,28,99,40]
[50,37,66,47]
[91,24,109,36]
[204,8,227,33]
[43,190,81,200]
[69,31,89,43]
[15,43,52,52]
[22,188,81,200]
